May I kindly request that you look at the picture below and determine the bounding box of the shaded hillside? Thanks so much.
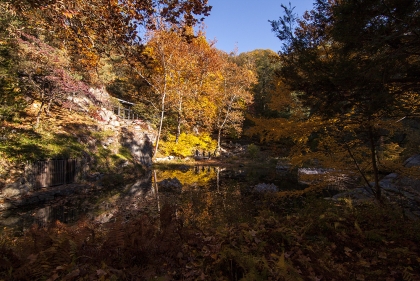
[0,87,156,191]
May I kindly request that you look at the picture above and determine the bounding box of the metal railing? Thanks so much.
[113,98,140,120]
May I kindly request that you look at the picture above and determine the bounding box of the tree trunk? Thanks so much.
[217,128,222,154]
[35,101,44,129]
[175,111,181,144]
[369,126,381,200]
[154,92,166,158]
[175,95,182,144]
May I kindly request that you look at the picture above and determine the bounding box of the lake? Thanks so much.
[0,165,307,236]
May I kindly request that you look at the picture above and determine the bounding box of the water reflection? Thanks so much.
[0,165,300,234]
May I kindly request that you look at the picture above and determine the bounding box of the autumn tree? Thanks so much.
[16,33,90,128]
[236,49,282,118]
[170,29,221,142]
[10,0,212,79]
[213,52,256,151]
[261,0,420,199]
[0,2,24,122]
[135,22,225,156]
[139,23,184,156]
[1,2,90,128]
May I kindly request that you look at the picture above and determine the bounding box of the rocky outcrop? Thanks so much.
[1,88,156,206]
[78,88,156,167]
[331,155,420,219]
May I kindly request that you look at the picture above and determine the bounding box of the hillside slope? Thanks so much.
[0,87,156,191]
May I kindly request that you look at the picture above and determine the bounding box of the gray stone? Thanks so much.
[109,120,120,127]
[254,183,278,192]
[98,108,114,122]
[1,187,21,198]
[276,162,291,171]
[0,202,13,211]
[332,187,374,201]
[158,178,182,192]
[0,216,20,226]
[379,173,400,192]
[404,154,420,168]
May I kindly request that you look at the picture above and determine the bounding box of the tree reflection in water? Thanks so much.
[0,165,296,234]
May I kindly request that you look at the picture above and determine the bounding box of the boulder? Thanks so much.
[158,178,182,193]
[332,187,374,201]
[109,120,120,127]
[404,154,420,168]
[254,183,278,192]
[98,108,114,123]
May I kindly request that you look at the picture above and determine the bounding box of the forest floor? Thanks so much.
[1,191,419,280]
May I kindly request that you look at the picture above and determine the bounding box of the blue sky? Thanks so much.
[203,0,315,53]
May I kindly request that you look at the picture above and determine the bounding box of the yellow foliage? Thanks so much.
[155,168,216,189]
[159,133,217,157]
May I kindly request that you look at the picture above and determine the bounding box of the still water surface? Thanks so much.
[0,165,304,235]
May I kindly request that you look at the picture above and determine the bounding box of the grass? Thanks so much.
[0,102,145,188]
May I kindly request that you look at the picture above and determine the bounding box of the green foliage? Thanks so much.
[101,173,125,188]
[0,3,26,122]
[0,128,86,162]
[132,102,159,125]
[258,0,420,199]
[117,146,133,161]
[237,49,282,118]
[247,143,260,159]
[159,133,217,157]
[91,129,115,141]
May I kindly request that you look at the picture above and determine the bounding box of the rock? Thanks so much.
[109,120,120,127]
[98,108,114,122]
[155,157,168,162]
[158,178,182,192]
[0,216,20,226]
[1,187,21,198]
[276,161,291,171]
[298,168,331,175]
[254,183,278,192]
[379,173,400,193]
[0,202,13,211]
[86,172,102,182]
[332,187,375,201]
[404,154,420,167]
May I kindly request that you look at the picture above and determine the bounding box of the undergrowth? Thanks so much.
[159,133,217,158]
[0,197,419,280]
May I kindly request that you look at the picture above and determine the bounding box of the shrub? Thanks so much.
[247,143,260,159]
[159,133,217,157]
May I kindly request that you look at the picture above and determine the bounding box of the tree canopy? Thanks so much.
[248,0,420,199]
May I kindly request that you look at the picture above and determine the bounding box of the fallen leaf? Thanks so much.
[46,273,59,281]
[278,252,286,270]
[378,252,387,259]
[27,254,38,264]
